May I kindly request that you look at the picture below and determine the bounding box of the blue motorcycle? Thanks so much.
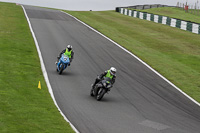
[56,54,70,74]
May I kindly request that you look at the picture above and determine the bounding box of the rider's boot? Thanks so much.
[55,57,60,65]
[91,83,95,89]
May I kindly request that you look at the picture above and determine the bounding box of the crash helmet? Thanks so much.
[67,45,72,51]
[110,67,116,76]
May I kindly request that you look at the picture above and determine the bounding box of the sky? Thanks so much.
[0,0,199,11]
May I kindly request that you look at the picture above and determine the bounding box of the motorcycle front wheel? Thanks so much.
[58,64,64,75]
[96,88,106,101]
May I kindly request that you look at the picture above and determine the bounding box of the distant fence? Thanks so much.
[176,2,200,15]
[118,4,171,10]
[115,7,200,34]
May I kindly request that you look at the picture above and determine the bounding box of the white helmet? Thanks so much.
[67,45,72,51]
[110,67,116,76]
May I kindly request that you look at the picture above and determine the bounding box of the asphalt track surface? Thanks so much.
[24,6,200,133]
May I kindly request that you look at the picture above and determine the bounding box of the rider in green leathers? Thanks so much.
[92,67,117,90]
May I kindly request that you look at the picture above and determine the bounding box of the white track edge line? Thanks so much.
[61,11,200,107]
[22,5,80,133]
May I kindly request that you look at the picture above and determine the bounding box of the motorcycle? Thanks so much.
[56,54,70,74]
[90,77,112,101]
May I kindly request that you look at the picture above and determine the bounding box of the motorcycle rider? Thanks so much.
[92,67,117,90]
[56,45,74,66]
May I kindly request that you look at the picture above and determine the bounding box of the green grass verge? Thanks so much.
[0,2,74,133]
[65,10,200,103]
[131,7,200,23]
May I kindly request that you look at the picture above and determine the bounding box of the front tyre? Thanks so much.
[59,64,64,75]
[96,88,106,101]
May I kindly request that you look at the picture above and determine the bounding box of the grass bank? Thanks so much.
[65,10,200,103]
[133,7,200,23]
[0,2,74,133]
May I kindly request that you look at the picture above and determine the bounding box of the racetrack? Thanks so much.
[24,5,200,133]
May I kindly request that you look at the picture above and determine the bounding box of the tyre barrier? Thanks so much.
[116,7,200,34]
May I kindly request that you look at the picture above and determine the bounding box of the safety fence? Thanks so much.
[116,8,200,34]
[120,4,169,10]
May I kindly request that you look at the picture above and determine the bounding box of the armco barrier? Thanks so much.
[116,8,200,34]
[125,4,169,10]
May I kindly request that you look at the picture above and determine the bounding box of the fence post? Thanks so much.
[177,2,179,8]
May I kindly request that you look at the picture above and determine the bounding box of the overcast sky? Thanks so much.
[0,0,199,11]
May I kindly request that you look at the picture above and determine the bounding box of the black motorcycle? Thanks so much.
[90,77,112,101]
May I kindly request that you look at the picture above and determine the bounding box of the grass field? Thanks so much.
[132,7,200,23]
[0,2,74,133]
[65,9,200,103]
